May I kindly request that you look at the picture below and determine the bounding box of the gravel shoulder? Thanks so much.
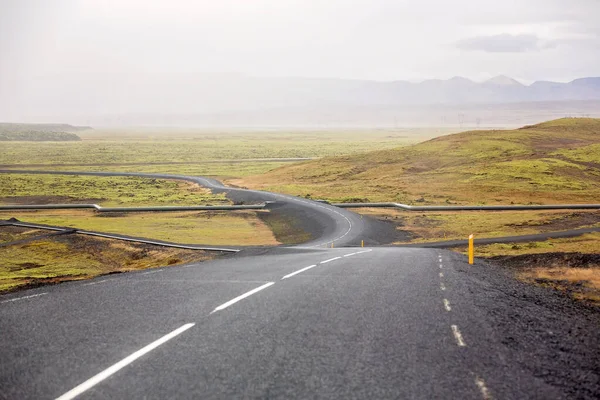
[447,251,600,398]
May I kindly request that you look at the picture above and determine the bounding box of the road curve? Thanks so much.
[1,170,598,399]
[0,169,400,248]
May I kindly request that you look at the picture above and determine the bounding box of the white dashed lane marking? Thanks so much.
[281,249,371,280]
[282,265,317,280]
[211,282,275,314]
[0,292,47,304]
[320,257,341,264]
[440,283,446,291]
[451,325,466,347]
[443,299,451,311]
[140,269,163,275]
[55,323,195,400]
[475,376,493,399]
[83,280,108,286]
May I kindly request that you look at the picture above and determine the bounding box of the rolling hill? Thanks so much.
[238,118,600,205]
[0,123,90,141]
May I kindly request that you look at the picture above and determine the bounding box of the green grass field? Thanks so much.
[0,128,447,167]
[0,174,228,206]
[0,210,279,246]
[239,118,600,205]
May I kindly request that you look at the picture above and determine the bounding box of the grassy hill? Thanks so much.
[238,118,600,205]
[0,123,89,141]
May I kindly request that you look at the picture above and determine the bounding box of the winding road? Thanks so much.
[1,171,598,399]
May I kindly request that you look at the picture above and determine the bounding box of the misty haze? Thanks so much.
[1,1,600,400]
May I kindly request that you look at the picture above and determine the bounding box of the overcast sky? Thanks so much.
[1,0,599,122]
[2,0,598,84]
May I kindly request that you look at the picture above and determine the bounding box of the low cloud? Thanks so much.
[457,33,557,53]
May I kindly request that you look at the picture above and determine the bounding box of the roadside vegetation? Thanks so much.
[451,234,600,305]
[0,228,219,293]
[258,213,313,244]
[0,174,228,206]
[0,226,43,244]
[351,209,600,244]
[0,210,279,246]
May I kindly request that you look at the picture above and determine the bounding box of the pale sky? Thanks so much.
[1,0,599,121]
[2,0,599,83]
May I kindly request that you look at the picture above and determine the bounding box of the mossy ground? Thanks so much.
[0,210,279,246]
[0,128,442,167]
[349,209,600,244]
[0,226,43,244]
[239,118,600,205]
[0,174,228,206]
[0,232,218,292]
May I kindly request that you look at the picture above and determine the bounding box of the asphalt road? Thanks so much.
[0,247,571,399]
[1,171,598,399]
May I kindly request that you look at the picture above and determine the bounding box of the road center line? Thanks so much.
[475,376,493,399]
[82,279,108,287]
[451,325,466,347]
[1,292,47,304]
[440,283,446,291]
[439,272,444,278]
[140,269,163,275]
[282,265,317,280]
[55,323,195,400]
[211,282,275,313]
[320,257,341,264]
[443,299,452,311]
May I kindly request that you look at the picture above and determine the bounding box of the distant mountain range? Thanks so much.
[243,75,600,107]
[3,74,600,127]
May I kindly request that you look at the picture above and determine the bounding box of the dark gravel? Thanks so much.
[446,251,600,399]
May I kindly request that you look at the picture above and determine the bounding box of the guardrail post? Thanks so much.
[468,234,474,265]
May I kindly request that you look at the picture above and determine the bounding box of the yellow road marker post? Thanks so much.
[361,240,364,248]
[468,234,474,265]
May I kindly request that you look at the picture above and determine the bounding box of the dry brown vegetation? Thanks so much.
[0,229,219,293]
[451,233,600,305]
[0,226,44,244]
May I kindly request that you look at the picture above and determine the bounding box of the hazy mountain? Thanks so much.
[484,75,525,86]
[4,74,600,127]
